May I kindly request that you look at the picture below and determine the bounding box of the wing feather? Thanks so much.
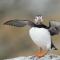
[49,20,60,35]
[4,19,34,27]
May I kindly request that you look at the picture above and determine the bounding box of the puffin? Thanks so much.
[4,15,60,58]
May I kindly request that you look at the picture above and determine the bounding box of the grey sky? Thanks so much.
[0,0,60,17]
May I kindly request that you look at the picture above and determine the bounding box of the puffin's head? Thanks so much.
[34,15,43,25]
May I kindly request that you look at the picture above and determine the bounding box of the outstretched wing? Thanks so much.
[4,19,34,27]
[49,20,60,35]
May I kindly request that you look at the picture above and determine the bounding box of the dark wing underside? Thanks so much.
[4,19,34,27]
[49,20,60,35]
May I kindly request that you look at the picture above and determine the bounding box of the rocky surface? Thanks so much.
[4,54,60,60]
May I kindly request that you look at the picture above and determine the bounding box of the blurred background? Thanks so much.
[0,0,60,59]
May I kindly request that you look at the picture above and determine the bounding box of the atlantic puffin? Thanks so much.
[4,15,60,58]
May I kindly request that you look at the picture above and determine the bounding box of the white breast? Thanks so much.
[29,27,51,50]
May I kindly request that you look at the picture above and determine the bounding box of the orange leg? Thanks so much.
[34,50,47,58]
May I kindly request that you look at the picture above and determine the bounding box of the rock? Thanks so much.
[4,54,60,60]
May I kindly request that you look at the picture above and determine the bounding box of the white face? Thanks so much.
[34,16,43,24]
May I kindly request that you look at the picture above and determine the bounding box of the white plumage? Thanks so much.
[29,27,51,50]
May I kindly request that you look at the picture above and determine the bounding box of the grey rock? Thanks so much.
[4,54,60,60]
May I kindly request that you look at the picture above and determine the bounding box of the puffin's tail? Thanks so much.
[51,41,58,50]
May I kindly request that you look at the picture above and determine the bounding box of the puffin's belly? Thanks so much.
[29,27,51,50]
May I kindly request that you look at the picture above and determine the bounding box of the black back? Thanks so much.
[33,24,48,29]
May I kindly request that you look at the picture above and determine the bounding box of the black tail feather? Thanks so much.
[51,41,58,50]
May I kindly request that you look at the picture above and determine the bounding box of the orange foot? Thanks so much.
[34,50,47,58]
